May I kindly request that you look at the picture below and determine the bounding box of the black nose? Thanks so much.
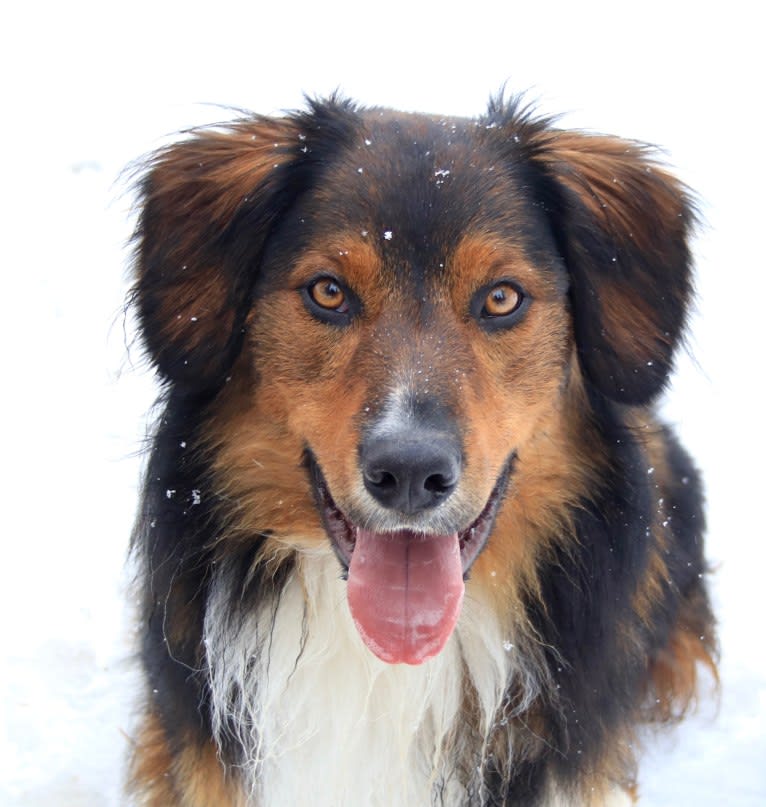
[361,432,462,514]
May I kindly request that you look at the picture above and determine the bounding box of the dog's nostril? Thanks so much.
[424,473,455,496]
[366,469,398,491]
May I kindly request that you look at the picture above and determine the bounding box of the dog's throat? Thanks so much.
[346,527,465,665]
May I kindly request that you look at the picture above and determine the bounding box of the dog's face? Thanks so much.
[134,99,693,665]
[248,118,573,662]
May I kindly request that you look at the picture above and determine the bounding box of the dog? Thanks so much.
[128,94,717,806]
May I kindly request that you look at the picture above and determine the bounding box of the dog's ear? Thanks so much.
[132,115,307,392]
[529,131,696,404]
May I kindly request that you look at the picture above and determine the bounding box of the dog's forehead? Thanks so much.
[259,110,561,294]
[316,111,531,242]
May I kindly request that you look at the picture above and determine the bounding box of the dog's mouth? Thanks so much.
[308,454,512,666]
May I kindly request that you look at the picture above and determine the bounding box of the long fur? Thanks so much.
[127,94,716,807]
[204,549,540,806]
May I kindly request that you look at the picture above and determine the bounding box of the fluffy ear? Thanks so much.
[132,115,305,392]
[530,131,696,404]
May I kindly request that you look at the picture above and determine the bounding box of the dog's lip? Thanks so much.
[308,454,513,578]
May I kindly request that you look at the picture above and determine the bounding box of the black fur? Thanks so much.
[131,95,714,805]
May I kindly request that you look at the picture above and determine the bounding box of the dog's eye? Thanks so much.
[483,283,521,317]
[471,280,529,331]
[308,277,348,312]
[302,275,358,325]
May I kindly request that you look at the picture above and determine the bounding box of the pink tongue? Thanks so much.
[347,528,465,665]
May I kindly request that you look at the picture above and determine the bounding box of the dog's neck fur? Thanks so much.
[204,548,540,807]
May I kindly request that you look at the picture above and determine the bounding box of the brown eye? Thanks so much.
[471,279,529,331]
[309,277,347,311]
[483,283,521,317]
[302,275,358,325]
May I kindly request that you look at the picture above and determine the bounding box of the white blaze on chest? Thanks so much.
[205,550,526,807]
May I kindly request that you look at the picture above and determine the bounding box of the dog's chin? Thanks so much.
[307,454,513,580]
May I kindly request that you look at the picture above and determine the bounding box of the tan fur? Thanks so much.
[130,712,246,807]
[623,415,718,721]
[135,117,302,384]
[130,100,714,806]
[527,131,691,375]
[646,572,719,724]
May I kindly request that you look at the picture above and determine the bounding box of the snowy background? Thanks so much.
[1,1,764,804]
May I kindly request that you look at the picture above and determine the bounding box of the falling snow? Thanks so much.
[2,8,764,806]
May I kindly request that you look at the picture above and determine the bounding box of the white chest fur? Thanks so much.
[203,549,527,807]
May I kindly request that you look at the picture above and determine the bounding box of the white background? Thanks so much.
[1,1,764,804]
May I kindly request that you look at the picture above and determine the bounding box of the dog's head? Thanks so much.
[134,96,694,664]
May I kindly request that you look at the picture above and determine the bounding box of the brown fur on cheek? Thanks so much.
[203,359,327,552]
[455,314,585,619]
[247,305,370,510]
[451,296,573,516]
[447,233,573,468]
[469,368,601,616]
[203,297,373,552]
